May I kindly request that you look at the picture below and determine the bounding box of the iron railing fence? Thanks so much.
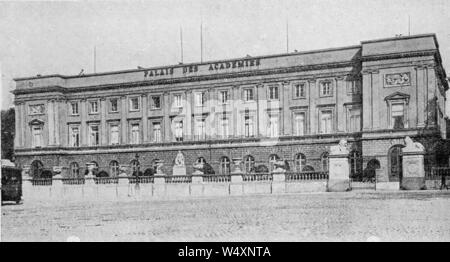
[30,178,53,186]
[165,175,192,184]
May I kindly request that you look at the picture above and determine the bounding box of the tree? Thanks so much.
[1,107,15,160]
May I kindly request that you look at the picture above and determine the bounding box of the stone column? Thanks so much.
[307,79,316,134]
[328,140,350,192]
[100,98,107,145]
[401,136,426,190]
[120,96,128,144]
[142,94,149,142]
[14,102,22,148]
[282,81,290,136]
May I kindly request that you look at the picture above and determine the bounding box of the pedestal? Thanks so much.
[173,165,187,176]
[328,154,350,192]
[401,151,425,190]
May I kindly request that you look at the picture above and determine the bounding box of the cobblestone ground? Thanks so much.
[2,190,450,242]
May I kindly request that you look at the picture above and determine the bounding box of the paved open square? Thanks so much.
[2,191,450,242]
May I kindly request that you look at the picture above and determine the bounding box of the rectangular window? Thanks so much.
[173,94,182,108]
[320,110,332,134]
[220,117,229,138]
[243,88,254,101]
[195,92,206,107]
[153,122,161,142]
[110,98,118,112]
[268,86,279,100]
[89,125,99,146]
[174,121,183,141]
[69,126,80,147]
[294,83,306,98]
[151,96,161,109]
[195,118,206,139]
[32,126,43,148]
[130,97,140,111]
[244,115,254,137]
[320,81,333,97]
[219,90,229,104]
[348,81,360,94]
[268,115,279,137]
[131,123,140,144]
[294,112,305,136]
[391,104,405,129]
[89,101,99,114]
[70,102,79,115]
[110,124,120,145]
[349,108,361,132]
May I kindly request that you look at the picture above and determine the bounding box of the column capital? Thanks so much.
[361,69,379,75]
[335,75,346,81]
[140,93,148,98]
[307,78,316,83]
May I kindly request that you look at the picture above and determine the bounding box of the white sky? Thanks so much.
[1,0,450,111]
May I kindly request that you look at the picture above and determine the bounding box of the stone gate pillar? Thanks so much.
[401,136,425,190]
[328,139,350,192]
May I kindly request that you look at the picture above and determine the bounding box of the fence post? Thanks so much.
[401,136,426,190]
[152,160,166,197]
[328,139,351,192]
[230,158,244,195]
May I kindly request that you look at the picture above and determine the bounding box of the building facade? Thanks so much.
[13,34,449,182]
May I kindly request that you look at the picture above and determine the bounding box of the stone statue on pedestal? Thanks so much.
[172,151,186,176]
[330,139,349,155]
[403,136,425,152]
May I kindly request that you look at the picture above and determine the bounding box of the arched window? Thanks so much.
[196,157,206,165]
[321,152,329,171]
[244,155,255,173]
[70,162,79,177]
[388,145,404,181]
[268,154,280,172]
[219,157,231,175]
[109,161,120,177]
[349,150,362,178]
[30,160,44,178]
[294,153,306,172]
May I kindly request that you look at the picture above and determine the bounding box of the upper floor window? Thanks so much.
[244,114,254,137]
[129,97,140,111]
[268,115,279,138]
[294,83,306,98]
[219,117,230,138]
[391,104,405,129]
[110,124,120,145]
[348,107,361,132]
[173,94,182,108]
[320,81,333,97]
[69,126,80,147]
[109,98,119,112]
[89,124,99,146]
[348,81,361,95]
[130,123,140,144]
[151,96,161,110]
[152,122,162,142]
[195,92,206,107]
[293,112,306,136]
[268,85,279,100]
[70,102,79,115]
[320,110,333,134]
[219,90,229,104]
[243,88,254,102]
[31,125,43,148]
[89,100,99,114]
[174,120,183,142]
[195,118,206,139]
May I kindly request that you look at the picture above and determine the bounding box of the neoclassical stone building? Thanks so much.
[13,34,449,182]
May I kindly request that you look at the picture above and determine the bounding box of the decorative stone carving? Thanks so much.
[173,151,187,176]
[330,139,349,155]
[403,136,425,152]
[231,158,243,174]
[384,72,410,87]
[86,162,96,177]
[155,160,164,175]
[29,104,45,115]
[273,160,287,173]
[192,162,204,175]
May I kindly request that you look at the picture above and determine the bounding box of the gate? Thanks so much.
[349,152,376,191]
